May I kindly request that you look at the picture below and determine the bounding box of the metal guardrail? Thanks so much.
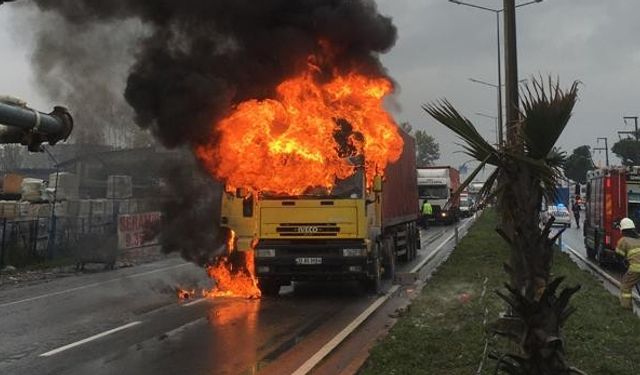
[563,244,640,305]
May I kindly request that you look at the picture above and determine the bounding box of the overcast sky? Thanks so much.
[1,0,637,171]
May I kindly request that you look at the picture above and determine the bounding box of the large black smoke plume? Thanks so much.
[19,0,397,263]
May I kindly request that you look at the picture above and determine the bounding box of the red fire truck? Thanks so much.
[584,166,640,264]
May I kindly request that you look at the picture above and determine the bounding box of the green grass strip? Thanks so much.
[361,209,640,374]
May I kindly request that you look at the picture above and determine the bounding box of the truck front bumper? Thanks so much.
[254,239,369,281]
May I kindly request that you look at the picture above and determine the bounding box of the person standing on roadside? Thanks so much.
[572,198,581,229]
[421,200,433,229]
[616,218,640,310]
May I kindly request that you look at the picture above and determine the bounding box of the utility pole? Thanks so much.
[621,116,639,141]
[594,137,609,167]
[495,11,503,148]
[503,0,519,147]
[43,147,60,260]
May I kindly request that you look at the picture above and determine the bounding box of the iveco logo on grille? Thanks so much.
[296,226,319,233]
[276,223,339,236]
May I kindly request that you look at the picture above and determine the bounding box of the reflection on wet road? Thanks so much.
[0,223,462,375]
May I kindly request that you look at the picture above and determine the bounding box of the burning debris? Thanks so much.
[205,252,261,299]
[175,230,261,300]
[20,0,400,297]
[204,230,261,299]
[176,288,195,301]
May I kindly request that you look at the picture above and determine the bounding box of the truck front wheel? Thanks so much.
[382,238,396,281]
[258,278,281,297]
[363,245,382,294]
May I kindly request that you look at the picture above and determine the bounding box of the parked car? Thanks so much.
[541,204,571,228]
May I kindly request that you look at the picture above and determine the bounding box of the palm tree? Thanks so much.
[424,77,584,374]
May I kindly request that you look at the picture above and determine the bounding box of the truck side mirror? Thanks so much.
[243,194,254,217]
[373,175,383,193]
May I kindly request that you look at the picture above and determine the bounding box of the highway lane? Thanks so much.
[555,219,625,281]
[0,257,210,373]
[0,221,465,375]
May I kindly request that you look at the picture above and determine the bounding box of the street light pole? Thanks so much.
[450,1,504,147]
[450,0,543,147]
[595,137,609,167]
[475,112,499,146]
[469,77,527,147]
[495,11,503,148]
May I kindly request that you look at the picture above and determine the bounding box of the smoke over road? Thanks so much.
[30,0,396,147]
[19,0,398,263]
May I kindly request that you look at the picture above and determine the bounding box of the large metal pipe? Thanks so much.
[0,98,73,151]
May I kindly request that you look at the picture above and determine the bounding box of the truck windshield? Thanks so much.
[262,168,364,199]
[418,185,448,199]
[461,198,471,207]
[329,168,364,198]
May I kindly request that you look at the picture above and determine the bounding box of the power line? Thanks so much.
[620,116,638,141]
[593,137,609,167]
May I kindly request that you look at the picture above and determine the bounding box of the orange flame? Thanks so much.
[205,231,261,299]
[195,65,403,195]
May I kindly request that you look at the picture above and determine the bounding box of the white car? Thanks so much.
[541,205,572,228]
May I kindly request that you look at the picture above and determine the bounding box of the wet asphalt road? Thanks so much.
[0,222,466,375]
[554,218,625,281]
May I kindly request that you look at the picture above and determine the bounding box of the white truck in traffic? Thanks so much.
[417,166,460,225]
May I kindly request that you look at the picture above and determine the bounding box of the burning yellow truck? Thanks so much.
[219,128,419,296]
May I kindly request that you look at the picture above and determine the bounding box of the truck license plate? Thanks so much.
[295,257,322,265]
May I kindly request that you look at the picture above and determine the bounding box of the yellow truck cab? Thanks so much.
[220,128,419,296]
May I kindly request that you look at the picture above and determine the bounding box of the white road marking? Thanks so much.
[410,233,456,274]
[163,318,206,337]
[182,298,207,307]
[420,229,445,245]
[39,321,142,357]
[410,218,474,274]
[291,285,400,375]
[0,263,192,309]
[292,217,477,374]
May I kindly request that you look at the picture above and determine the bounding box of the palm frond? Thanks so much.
[455,157,489,197]
[478,167,500,203]
[423,100,501,166]
[520,77,580,160]
[546,147,567,169]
